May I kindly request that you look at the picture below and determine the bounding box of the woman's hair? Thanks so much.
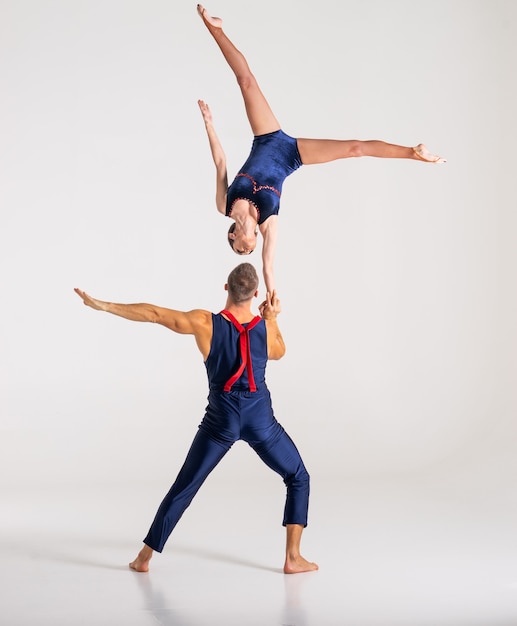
[227,263,259,303]
[227,223,236,250]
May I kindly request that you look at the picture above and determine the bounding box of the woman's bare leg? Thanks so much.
[197,4,280,136]
[297,138,446,164]
[284,524,319,574]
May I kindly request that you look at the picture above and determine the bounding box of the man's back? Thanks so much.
[206,312,267,391]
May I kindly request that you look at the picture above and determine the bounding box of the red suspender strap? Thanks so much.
[220,310,262,392]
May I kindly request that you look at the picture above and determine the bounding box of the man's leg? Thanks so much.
[249,420,318,573]
[129,428,232,572]
[129,544,153,573]
[284,523,318,575]
[197,4,281,137]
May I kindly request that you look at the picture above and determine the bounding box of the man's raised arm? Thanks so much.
[259,289,286,361]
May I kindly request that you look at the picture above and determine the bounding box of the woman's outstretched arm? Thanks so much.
[198,99,228,214]
[260,217,278,295]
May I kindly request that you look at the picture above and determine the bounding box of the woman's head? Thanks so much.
[226,263,259,303]
[227,223,257,255]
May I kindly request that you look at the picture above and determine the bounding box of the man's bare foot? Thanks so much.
[197,4,222,28]
[412,143,446,163]
[129,546,153,573]
[284,554,319,574]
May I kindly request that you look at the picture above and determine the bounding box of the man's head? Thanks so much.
[226,263,259,303]
[228,223,257,255]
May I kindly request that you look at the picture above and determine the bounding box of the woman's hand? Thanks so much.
[198,99,214,126]
[259,290,281,319]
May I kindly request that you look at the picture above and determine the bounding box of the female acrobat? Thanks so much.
[197,4,445,294]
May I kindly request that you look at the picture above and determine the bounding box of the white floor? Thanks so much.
[3,472,517,626]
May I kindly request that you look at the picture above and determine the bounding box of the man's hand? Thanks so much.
[259,290,281,319]
[261,290,285,359]
[74,288,107,312]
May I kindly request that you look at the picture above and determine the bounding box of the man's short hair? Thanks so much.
[227,263,259,303]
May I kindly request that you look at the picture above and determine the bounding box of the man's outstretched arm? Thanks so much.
[74,288,212,339]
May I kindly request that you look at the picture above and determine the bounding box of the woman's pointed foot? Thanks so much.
[412,144,446,163]
[197,4,222,28]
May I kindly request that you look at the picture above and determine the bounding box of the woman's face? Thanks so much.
[230,232,257,255]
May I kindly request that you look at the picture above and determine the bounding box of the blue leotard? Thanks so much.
[226,130,303,224]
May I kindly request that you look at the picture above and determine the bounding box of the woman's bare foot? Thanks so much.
[129,545,153,573]
[284,554,319,574]
[197,4,222,28]
[412,143,446,163]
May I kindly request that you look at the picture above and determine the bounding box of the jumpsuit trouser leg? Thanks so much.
[143,428,232,552]
[143,389,310,553]
[247,421,310,527]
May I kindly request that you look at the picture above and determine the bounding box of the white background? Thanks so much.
[2,1,517,624]
[2,0,515,488]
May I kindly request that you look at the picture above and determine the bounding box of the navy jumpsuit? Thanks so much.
[143,310,310,553]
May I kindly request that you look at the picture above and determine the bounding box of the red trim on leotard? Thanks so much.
[235,173,281,197]
[220,310,262,392]
[228,197,261,223]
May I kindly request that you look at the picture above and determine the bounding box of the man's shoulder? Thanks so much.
[187,309,213,325]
